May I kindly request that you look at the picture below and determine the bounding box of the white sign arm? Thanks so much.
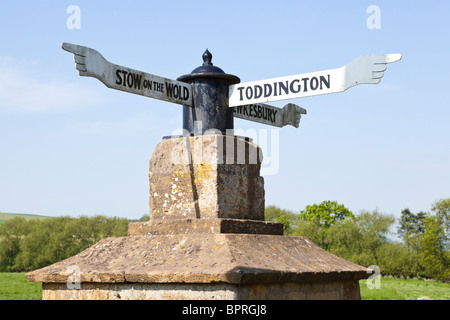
[61,42,193,106]
[343,53,402,89]
[229,53,401,107]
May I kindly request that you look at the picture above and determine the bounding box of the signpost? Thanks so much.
[62,43,401,131]
[228,54,401,107]
[27,43,402,301]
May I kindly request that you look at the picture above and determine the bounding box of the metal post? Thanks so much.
[178,50,240,135]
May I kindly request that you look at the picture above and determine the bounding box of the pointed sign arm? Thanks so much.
[233,103,306,128]
[61,42,193,107]
[229,53,401,107]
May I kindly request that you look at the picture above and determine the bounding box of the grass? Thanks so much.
[0,273,42,300]
[360,277,450,300]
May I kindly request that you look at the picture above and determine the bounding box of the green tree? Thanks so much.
[325,209,394,267]
[398,208,426,250]
[292,217,323,245]
[265,205,298,235]
[376,242,422,279]
[355,210,395,264]
[9,215,129,272]
[299,200,354,229]
[431,198,450,244]
[420,214,449,280]
[14,217,73,271]
[295,201,354,250]
[0,218,32,271]
[325,218,362,261]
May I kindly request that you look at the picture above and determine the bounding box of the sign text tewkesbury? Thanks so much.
[233,103,306,128]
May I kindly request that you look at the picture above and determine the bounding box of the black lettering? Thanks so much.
[320,75,331,89]
[126,72,133,88]
[165,82,172,96]
[302,77,309,92]
[183,86,189,100]
[257,105,262,118]
[243,105,249,116]
[278,81,289,95]
[264,84,272,97]
[262,106,268,120]
[237,87,245,101]
[254,85,263,99]
[121,71,128,87]
[115,70,123,85]
[272,110,277,123]
[133,73,142,90]
[310,77,319,90]
[245,87,253,100]
[273,82,278,96]
[290,79,301,93]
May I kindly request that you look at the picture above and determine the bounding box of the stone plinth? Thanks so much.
[150,134,264,221]
[26,134,371,300]
[28,232,368,300]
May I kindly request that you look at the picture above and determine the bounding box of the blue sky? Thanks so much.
[0,1,449,221]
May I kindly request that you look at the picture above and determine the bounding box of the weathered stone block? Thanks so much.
[149,134,264,221]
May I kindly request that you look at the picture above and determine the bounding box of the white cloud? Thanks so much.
[0,56,107,112]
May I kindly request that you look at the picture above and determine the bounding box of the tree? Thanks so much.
[431,198,450,244]
[295,201,354,250]
[299,200,354,229]
[4,215,129,272]
[376,242,422,279]
[325,217,362,261]
[420,215,449,280]
[325,209,395,267]
[0,218,32,271]
[398,208,426,250]
[293,217,324,246]
[355,210,395,265]
[265,205,298,235]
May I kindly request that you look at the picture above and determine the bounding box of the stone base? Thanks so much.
[42,280,361,300]
[27,232,370,300]
[26,134,371,300]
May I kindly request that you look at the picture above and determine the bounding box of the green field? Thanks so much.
[0,212,53,225]
[359,277,450,300]
[0,273,448,300]
[0,273,42,300]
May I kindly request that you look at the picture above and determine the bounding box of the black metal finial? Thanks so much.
[202,49,213,66]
